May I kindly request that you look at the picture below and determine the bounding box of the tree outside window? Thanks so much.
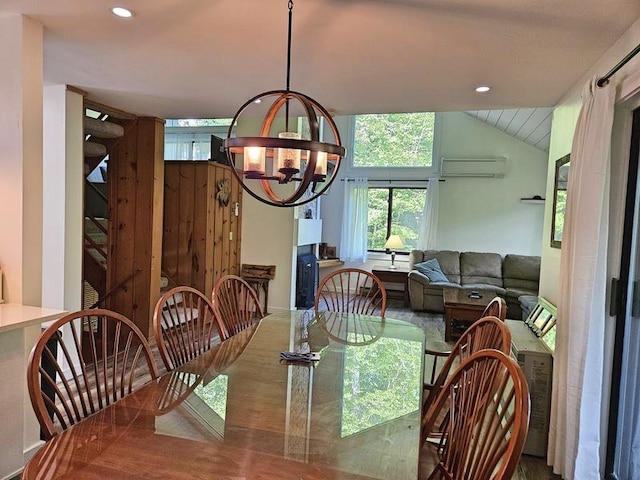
[353,112,435,168]
[367,187,425,252]
[351,112,435,252]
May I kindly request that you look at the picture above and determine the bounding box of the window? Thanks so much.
[346,112,436,252]
[164,118,232,160]
[353,112,435,168]
[368,187,425,252]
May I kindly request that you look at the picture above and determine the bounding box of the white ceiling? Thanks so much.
[466,107,553,151]
[2,0,640,121]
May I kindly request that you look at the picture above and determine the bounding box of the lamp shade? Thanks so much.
[384,234,405,250]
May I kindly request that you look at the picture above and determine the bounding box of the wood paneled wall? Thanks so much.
[106,117,165,338]
[162,161,242,297]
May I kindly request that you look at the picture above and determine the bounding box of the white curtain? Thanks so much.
[164,132,211,160]
[339,178,368,263]
[417,177,439,249]
[548,76,616,479]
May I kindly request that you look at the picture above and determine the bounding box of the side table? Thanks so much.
[241,264,276,315]
[242,277,270,314]
[371,265,410,306]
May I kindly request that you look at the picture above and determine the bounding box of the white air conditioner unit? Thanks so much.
[440,157,507,178]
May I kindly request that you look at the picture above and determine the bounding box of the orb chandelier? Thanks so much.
[223,0,345,208]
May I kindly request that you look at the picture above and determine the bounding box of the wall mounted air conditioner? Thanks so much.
[440,157,507,178]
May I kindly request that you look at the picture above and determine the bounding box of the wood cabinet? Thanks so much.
[162,161,242,296]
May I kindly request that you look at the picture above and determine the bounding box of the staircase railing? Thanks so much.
[89,268,141,309]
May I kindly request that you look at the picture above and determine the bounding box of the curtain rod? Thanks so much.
[597,43,640,87]
[340,178,445,182]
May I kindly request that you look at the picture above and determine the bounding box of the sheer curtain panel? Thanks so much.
[548,76,616,479]
[339,178,368,263]
[417,177,439,250]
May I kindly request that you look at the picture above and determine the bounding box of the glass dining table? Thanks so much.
[22,310,425,479]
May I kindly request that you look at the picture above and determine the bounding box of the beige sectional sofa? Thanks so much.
[408,250,541,319]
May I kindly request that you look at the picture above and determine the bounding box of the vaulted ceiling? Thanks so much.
[467,108,553,152]
[2,1,639,122]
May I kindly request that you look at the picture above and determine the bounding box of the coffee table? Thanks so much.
[443,287,494,341]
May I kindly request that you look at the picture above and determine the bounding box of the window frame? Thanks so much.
[340,112,439,254]
[344,112,441,179]
[164,120,233,161]
[367,185,426,254]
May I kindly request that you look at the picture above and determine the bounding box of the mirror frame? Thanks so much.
[550,153,570,248]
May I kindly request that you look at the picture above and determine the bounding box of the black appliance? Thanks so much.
[296,253,318,309]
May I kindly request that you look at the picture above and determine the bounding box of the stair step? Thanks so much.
[84,217,108,233]
[85,249,107,266]
[84,116,125,139]
[85,141,107,157]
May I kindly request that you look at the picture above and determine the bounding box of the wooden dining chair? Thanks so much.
[27,309,158,439]
[211,274,264,339]
[420,349,530,480]
[422,316,511,441]
[482,295,507,321]
[153,286,225,371]
[424,316,511,401]
[314,268,387,316]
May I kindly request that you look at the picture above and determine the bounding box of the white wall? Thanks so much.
[0,14,45,479]
[42,86,84,312]
[241,198,296,313]
[539,103,580,304]
[320,111,548,269]
[436,113,547,255]
[0,15,43,306]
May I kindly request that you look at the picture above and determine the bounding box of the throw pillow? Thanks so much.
[414,258,449,282]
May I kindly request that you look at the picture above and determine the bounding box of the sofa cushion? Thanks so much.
[461,284,506,296]
[503,254,541,291]
[414,258,449,282]
[505,287,537,301]
[408,271,459,290]
[411,250,461,284]
[519,294,539,320]
[460,252,503,288]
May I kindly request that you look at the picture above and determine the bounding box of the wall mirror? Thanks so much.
[551,153,570,248]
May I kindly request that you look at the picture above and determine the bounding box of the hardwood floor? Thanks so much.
[515,455,561,480]
[383,298,561,480]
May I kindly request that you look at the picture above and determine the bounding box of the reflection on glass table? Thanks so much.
[341,335,422,437]
[23,311,425,480]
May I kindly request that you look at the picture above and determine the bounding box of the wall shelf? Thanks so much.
[520,197,545,204]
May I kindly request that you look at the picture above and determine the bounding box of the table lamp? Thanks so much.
[384,234,405,269]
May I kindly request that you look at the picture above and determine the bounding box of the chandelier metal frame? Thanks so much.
[223,0,345,207]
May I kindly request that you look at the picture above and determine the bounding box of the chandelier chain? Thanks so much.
[286,0,293,92]
[285,0,294,130]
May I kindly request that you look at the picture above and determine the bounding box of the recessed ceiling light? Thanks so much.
[475,85,491,93]
[111,7,133,18]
